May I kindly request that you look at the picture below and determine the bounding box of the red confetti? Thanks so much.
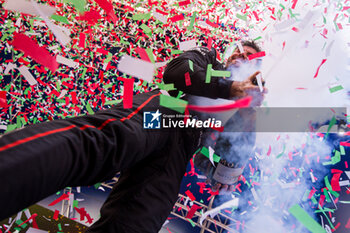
[248,51,266,60]
[313,59,327,79]
[319,194,325,207]
[308,189,316,199]
[292,0,298,9]
[184,72,191,86]
[331,169,343,173]
[48,193,69,206]
[117,77,134,108]
[94,0,117,23]
[179,0,191,7]
[185,190,196,201]
[53,209,59,220]
[18,213,38,229]
[0,91,8,108]
[252,11,259,21]
[12,33,58,72]
[337,23,343,30]
[155,8,168,15]
[207,37,213,50]
[342,6,350,11]
[99,70,104,83]
[345,218,350,228]
[185,204,201,219]
[205,19,219,28]
[77,10,101,25]
[135,47,151,62]
[70,91,78,104]
[74,207,87,221]
[331,173,341,191]
[292,27,299,32]
[267,145,271,156]
[169,14,184,23]
[86,213,94,224]
[340,142,350,147]
[78,33,86,48]
[96,48,109,55]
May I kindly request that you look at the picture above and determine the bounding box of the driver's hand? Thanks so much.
[229,71,268,107]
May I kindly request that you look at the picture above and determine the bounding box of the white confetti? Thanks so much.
[18,66,37,86]
[179,39,197,51]
[117,55,155,82]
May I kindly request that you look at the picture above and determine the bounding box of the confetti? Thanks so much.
[159,94,188,113]
[17,66,38,86]
[117,55,155,83]
[288,204,326,233]
[184,72,191,86]
[56,55,79,68]
[313,59,327,79]
[3,0,56,17]
[179,40,197,51]
[117,77,134,109]
[12,33,59,72]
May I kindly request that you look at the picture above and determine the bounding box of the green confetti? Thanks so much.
[302,189,310,202]
[236,13,247,21]
[104,99,122,106]
[325,116,336,139]
[159,94,187,113]
[51,15,70,24]
[200,147,221,163]
[58,223,62,231]
[94,182,101,189]
[188,60,194,72]
[324,150,342,166]
[16,116,22,129]
[73,200,79,208]
[289,204,326,233]
[324,176,332,191]
[317,206,335,229]
[205,64,212,83]
[171,50,183,55]
[329,85,343,93]
[63,0,86,12]
[329,189,339,198]
[86,102,94,114]
[323,188,331,203]
[254,36,262,41]
[56,81,61,92]
[145,48,155,63]
[132,12,151,21]
[187,218,196,227]
[276,144,286,158]
[340,145,345,155]
[211,70,231,77]
[15,219,23,226]
[140,24,152,35]
[188,12,197,31]
[176,91,183,99]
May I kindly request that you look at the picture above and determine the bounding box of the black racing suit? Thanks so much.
[0,47,236,232]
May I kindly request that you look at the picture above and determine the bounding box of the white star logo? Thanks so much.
[150,110,161,122]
